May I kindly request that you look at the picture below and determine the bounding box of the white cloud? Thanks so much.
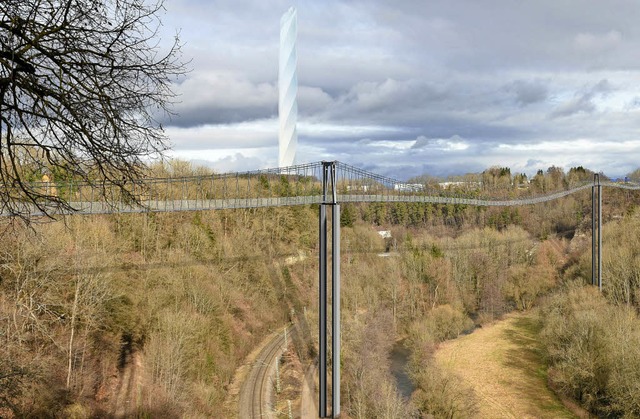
[299,121,401,138]
[165,119,278,150]
[574,30,623,53]
[411,135,469,151]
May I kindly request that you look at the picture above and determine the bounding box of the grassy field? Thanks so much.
[433,312,576,419]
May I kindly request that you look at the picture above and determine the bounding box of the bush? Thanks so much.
[405,305,473,367]
[411,362,478,418]
[540,285,640,416]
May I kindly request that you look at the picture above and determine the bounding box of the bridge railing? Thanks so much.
[2,161,639,217]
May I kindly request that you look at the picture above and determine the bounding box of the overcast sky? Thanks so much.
[159,0,640,179]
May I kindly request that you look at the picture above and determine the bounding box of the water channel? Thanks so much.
[389,341,415,399]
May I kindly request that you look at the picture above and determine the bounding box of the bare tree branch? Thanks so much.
[0,0,185,221]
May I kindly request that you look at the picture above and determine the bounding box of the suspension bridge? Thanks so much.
[3,161,639,217]
[4,161,640,418]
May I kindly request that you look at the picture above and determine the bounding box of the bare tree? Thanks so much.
[0,0,184,219]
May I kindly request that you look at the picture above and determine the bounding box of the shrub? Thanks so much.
[407,304,474,351]
[540,285,640,416]
[411,362,478,418]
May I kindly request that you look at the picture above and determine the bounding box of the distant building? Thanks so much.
[42,173,57,196]
[377,230,391,239]
[393,183,425,192]
[437,181,482,189]
[376,230,395,253]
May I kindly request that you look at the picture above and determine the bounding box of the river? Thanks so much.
[389,341,415,399]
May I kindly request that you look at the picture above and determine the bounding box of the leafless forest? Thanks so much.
[1,164,640,417]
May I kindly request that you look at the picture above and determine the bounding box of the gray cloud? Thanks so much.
[626,97,640,110]
[574,30,623,53]
[411,135,467,150]
[159,0,640,178]
[194,153,269,173]
[550,79,614,118]
[165,74,277,126]
[525,159,545,169]
[505,80,549,107]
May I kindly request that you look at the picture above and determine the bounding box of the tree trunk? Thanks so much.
[67,279,80,389]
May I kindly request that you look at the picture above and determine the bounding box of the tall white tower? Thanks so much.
[279,7,297,167]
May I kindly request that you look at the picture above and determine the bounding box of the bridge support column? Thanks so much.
[332,203,340,418]
[319,162,340,418]
[319,204,327,417]
[592,181,596,286]
[592,174,602,291]
[598,177,602,292]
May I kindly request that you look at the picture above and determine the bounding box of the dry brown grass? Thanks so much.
[434,312,575,419]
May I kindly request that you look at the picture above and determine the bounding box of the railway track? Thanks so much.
[239,326,292,418]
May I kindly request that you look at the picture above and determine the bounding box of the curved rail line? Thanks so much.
[239,326,291,418]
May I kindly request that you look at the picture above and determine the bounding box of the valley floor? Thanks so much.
[433,312,577,419]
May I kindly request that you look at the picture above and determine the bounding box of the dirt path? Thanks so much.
[300,364,317,418]
[434,312,576,419]
[111,351,143,417]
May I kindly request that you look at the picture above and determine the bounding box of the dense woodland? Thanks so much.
[1,163,640,418]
